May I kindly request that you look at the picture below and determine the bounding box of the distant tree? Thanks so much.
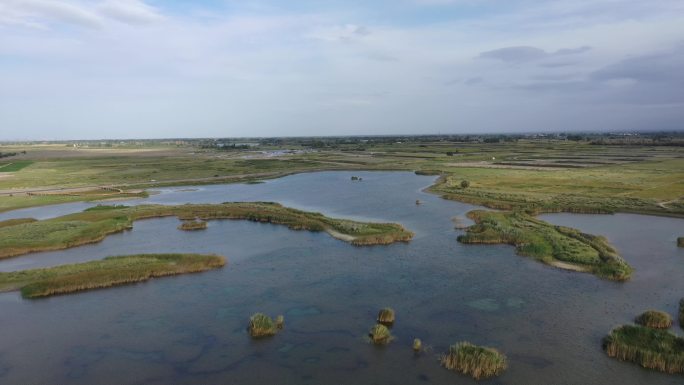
[461,180,470,188]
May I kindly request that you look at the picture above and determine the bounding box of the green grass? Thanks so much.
[440,342,508,380]
[0,218,37,228]
[0,160,33,172]
[635,310,673,329]
[457,210,632,280]
[249,313,280,338]
[0,202,413,259]
[0,253,225,298]
[368,324,393,345]
[603,325,684,374]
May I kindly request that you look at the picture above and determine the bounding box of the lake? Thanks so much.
[0,171,682,384]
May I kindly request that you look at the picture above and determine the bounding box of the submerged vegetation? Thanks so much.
[636,310,673,329]
[0,253,225,298]
[0,202,414,259]
[377,308,395,325]
[178,220,208,231]
[368,324,393,345]
[457,210,632,280]
[249,313,283,338]
[603,325,684,374]
[440,342,508,380]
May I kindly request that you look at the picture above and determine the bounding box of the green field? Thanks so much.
[1,140,681,217]
[0,253,226,298]
[0,160,33,172]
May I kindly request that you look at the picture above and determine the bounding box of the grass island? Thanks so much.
[0,202,414,259]
[0,253,226,298]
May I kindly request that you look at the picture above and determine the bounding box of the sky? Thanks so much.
[0,0,683,139]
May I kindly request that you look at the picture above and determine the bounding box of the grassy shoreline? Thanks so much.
[0,253,226,298]
[457,210,632,280]
[0,202,414,259]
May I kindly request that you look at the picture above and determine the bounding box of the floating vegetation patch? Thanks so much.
[635,310,673,329]
[457,210,633,281]
[440,341,508,380]
[603,325,684,374]
[0,253,226,298]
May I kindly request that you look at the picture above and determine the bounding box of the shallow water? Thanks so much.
[0,171,683,384]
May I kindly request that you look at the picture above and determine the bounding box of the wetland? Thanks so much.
[0,171,683,384]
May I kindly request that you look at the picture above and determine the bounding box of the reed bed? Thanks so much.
[0,253,226,298]
[440,342,507,380]
[178,220,208,231]
[457,210,632,280]
[603,325,684,374]
[635,310,673,329]
[0,202,414,259]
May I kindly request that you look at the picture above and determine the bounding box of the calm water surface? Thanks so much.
[0,171,683,384]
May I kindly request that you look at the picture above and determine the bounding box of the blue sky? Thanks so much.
[0,0,683,139]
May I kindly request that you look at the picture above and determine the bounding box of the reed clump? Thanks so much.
[678,237,684,247]
[178,220,208,231]
[679,299,684,329]
[248,313,280,338]
[0,253,226,298]
[636,310,673,329]
[369,324,393,345]
[413,338,422,353]
[603,325,684,374]
[377,308,395,325]
[440,342,507,380]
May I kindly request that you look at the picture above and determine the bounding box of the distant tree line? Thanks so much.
[0,151,25,158]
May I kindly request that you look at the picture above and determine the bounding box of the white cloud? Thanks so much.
[97,0,163,25]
